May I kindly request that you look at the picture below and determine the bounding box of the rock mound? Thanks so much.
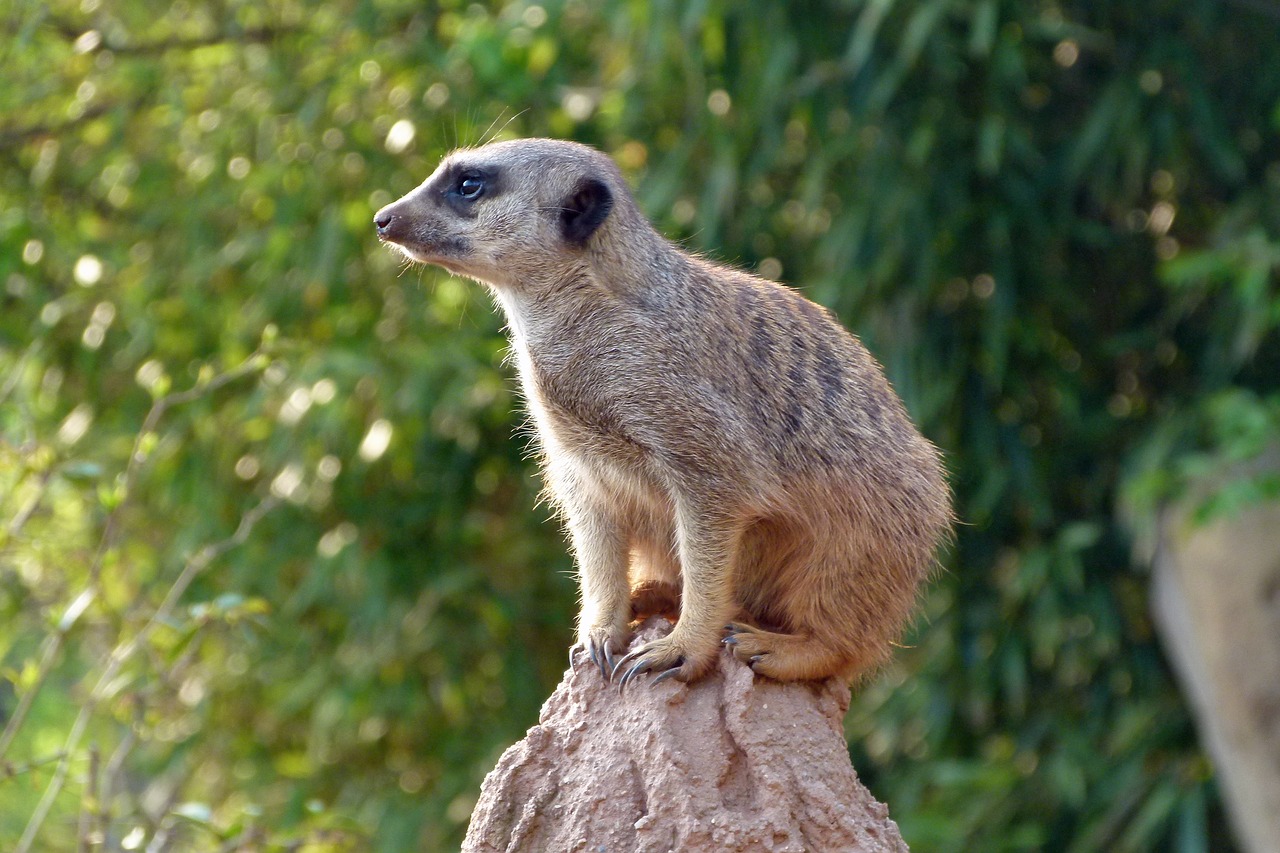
[464,619,907,852]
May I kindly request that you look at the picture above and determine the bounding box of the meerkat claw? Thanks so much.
[612,648,654,690]
[603,643,618,674]
[610,647,641,675]
[587,638,615,681]
[617,662,650,691]
[621,662,651,690]
[651,666,683,686]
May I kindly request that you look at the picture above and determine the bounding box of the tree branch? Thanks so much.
[15,494,280,853]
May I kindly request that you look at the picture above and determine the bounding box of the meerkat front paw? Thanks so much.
[574,623,630,680]
[611,632,717,689]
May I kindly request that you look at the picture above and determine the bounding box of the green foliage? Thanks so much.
[2,0,1277,849]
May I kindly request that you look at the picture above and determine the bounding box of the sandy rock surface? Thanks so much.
[463,619,907,852]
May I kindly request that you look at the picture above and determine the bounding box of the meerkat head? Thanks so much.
[375,138,632,289]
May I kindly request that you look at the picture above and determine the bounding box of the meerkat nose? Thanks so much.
[373,208,395,236]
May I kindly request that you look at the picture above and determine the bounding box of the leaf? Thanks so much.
[57,588,95,632]
[172,801,214,825]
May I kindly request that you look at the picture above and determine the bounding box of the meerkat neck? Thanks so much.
[585,217,685,300]
[483,206,681,337]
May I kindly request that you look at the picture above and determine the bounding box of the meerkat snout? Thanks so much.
[376,137,952,687]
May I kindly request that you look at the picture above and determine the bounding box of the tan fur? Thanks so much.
[375,138,953,684]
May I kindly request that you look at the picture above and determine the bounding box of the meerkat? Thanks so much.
[374,138,952,687]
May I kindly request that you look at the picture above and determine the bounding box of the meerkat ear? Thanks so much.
[560,178,613,246]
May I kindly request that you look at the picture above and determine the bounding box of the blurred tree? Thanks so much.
[1,0,1277,850]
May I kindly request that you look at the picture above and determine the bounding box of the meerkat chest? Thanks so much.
[502,318,647,463]
[496,291,632,418]
[521,341,645,450]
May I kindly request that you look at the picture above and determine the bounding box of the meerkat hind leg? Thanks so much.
[628,527,682,622]
[722,623,868,682]
[629,579,681,622]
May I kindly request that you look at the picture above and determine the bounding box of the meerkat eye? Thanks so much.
[457,174,485,200]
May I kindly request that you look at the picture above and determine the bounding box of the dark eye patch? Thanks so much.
[437,164,501,217]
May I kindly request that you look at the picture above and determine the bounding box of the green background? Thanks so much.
[2,0,1278,849]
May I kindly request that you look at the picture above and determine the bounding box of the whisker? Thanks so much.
[478,108,508,148]
[485,108,528,145]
